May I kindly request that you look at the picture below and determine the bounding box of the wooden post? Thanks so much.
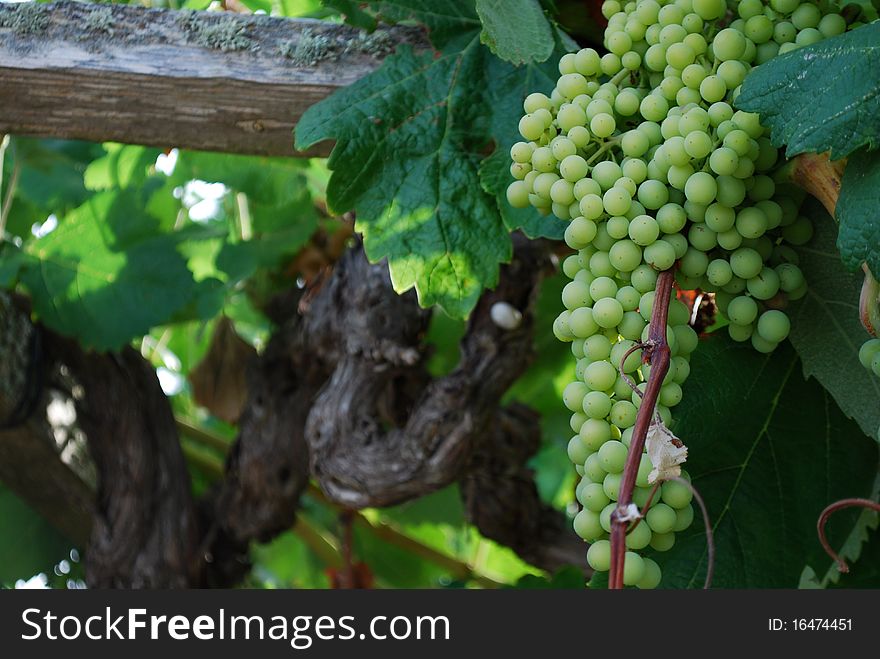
[0,1,424,157]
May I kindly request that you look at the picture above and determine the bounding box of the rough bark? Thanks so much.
[461,404,587,574]
[203,307,323,587]
[2,240,586,584]
[0,293,94,547]
[46,339,200,588]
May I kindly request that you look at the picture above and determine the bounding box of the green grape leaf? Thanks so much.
[828,516,880,588]
[475,0,554,65]
[479,37,568,241]
[321,0,379,29]
[0,486,72,585]
[4,138,103,240]
[171,152,319,282]
[789,199,880,441]
[296,32,567,315]
[736,23,880,159]
[18,190,200,351]
[296,41,513,317]
[512,565,585,588]
[333,1,481,49]
[836,147,880,277]
[84,144,163,191]
[383,484,465,527]
[654,336,878,588]
[0,243,25,287]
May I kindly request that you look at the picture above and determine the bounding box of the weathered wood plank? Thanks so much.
[0,2,424,157]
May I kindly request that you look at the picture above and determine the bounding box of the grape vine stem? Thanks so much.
[817,498,880,573]
[608,268,675,589]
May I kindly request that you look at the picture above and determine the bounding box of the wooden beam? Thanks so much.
[0,2,425,158]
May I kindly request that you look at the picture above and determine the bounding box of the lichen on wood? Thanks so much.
[0,2,49,35]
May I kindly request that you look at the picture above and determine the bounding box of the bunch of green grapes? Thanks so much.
[507,0,849,587]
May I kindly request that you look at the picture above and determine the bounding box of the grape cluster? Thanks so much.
[508,0,848,587]
[859,339,880,378]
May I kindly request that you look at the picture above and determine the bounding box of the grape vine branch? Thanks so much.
[609,269,674,590]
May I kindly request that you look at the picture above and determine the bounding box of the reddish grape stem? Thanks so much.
[817,498,880,573]
[608,268,675,590]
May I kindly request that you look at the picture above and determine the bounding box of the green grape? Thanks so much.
[583,390,614,419]
[684,171,717,204]
[644,240,677,270]
[792,3,822,29]
[603,472,622,500]
[673,504,694,532]
[584,360,618,391]
[635,454,653,489]
[699,75,727,103]
[590,276,619,300]
[704,202,735,232]
[756,310,791,343]
[587,539,612,572]
[656,203,687,233]
[591,112,617,138]
[567,435,590,465]
[752,333,779,354]
[631,264,659,293]
[550,179,576,206]
[661,479,693,508]
[673,355,691,383]
[712,28,747,61]
[584,334,612,361]
[581,418,613,452]
[727,295,759,325]
[730,247,763,279]
[727,322,753,342]
[782,216,814,245]
[628,214,661,246]
[646,503,677,534]
[679,247,709,278]
[565,217,598,249]
[584,453,607,482]
[650,532,676,552]
[592,161,623,190]
[594,297,626,328]
[574,509,605,541]
[636,558,662,589]
[561,280,591,309]
[621,551,646,586]
[580,482,611,513]
[611,399,639,428]
[506,181,530,208]
[818,14,846,38]
[688,223,718,251]
[626,521,653,550]
[637,179,670,210]
[570,307,600,338]
[563,381,589,412]
[598,440,629,474]
[746,267,781,300]
[706,259,733,286]
[859,339,880,371]
[616,285,642,311]
[553,311,574,342]
[722,275,747,294]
